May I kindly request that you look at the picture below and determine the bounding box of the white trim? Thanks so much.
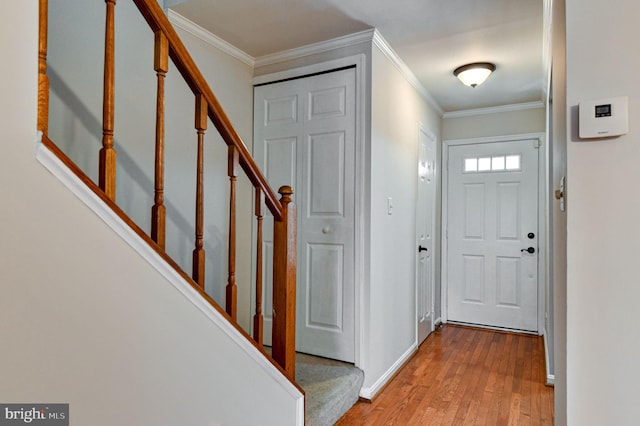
[441,133,547,335]
[251,28,444,116]
[167,10,255,67]
[546,374,555,386]
[372,30,443,116]
[542,0,553,103]
[443,101,545,119]
[251,55,368,375]
[254,29,375,68]
[543,329,555,386]
[253,55,362,86]
[359,343,418,400]
[353,55,368,375]
[34,135,304,420]
[444,132,545,147]
[447,321,539,335]
[536,135,548,335]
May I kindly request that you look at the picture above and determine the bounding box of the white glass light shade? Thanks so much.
[453,63,496,88]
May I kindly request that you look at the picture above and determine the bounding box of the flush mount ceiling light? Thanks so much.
[453,62,496,88]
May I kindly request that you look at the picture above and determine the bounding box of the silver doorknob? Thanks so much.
[322,226,331,234]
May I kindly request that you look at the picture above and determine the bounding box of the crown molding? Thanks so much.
[443,101,545,119]
[165,13,444,117]
[254,28,376,68]
[167,10,255,67]
[371,30,443,116]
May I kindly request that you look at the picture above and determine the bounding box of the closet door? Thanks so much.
[254,67,356,362]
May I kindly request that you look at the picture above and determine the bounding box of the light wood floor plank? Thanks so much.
[336,325,554,426]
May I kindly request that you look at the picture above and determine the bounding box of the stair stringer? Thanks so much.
[35,133,304,425]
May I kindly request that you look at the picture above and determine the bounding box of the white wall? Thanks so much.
[0,2,302,425]
[551,0,567,422]
[565,0,640,424]
[364,44,442,394]
[47,0,256,330]
[443,106,546,141]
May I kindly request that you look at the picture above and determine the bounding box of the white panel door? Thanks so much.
[254,68,356,362]
[447,140,539,332]
[416,127,437,344]
[253,91,299,349]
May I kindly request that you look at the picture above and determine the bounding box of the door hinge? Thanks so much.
[534,139,542,148]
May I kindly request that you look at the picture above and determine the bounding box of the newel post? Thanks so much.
[272,185,297,380]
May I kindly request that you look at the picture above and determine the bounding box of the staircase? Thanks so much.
[37,0,298,396]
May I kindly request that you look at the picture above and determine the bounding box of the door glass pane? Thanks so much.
[478,157,491,171]
[492,156,505,170]
[464,158,478,172]
[506,155,521,170]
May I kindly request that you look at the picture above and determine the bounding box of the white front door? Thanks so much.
[447,140,539,332]
[416,127,437,344]
[253,68,356,362]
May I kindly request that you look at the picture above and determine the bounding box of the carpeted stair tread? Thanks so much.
[295,353,364,426]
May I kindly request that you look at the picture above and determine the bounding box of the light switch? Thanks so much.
[387,197,393,215]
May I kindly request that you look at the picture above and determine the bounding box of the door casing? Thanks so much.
[441,133,547,334]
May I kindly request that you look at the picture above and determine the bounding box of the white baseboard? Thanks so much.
[546,374,555,386]
[543,329,555,387]
[359,342,418,400]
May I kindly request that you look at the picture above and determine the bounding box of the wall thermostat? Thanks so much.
[579,96,628,139]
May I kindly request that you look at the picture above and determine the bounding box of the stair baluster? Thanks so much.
[99,0,117,201]
[253,188,265,346]
[151,31,168,249]
[192,94,207,289]
[226,146,239,320]
[39,0,299,385]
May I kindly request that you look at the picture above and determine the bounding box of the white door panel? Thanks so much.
[254,68,356,362]
[447,140,538,332]
[417,128,437,344]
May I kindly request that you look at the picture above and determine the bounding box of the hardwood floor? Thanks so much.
[336,325,554,425]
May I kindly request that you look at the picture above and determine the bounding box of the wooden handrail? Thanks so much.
[39,0,298,382]
[39,134,302,395]
[132,0,283,220]
[131,0,297,376]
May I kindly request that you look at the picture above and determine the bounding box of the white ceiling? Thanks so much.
[171,0,545,112]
